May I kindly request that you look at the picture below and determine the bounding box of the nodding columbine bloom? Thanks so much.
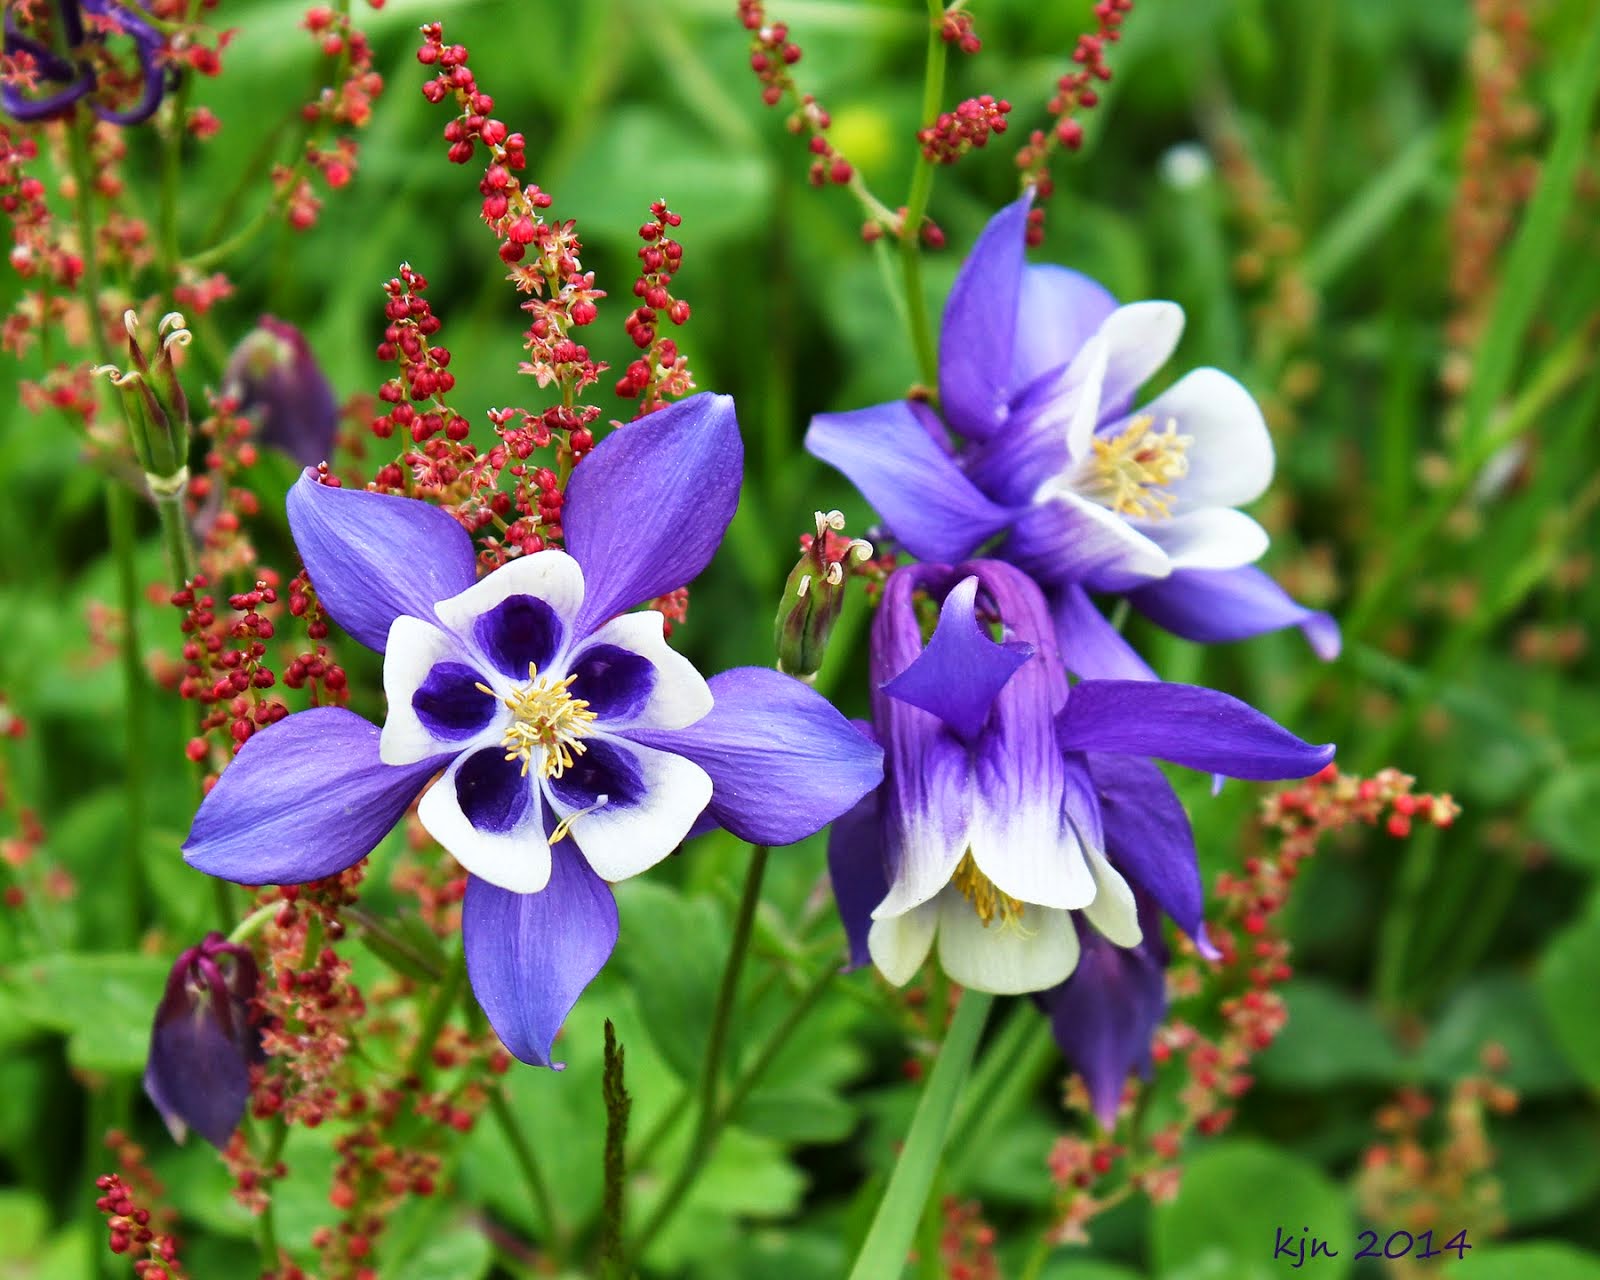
[143,933,264,1149]
[2,0,166,125]
[806,193,1338,682]
[184,394,884,1067]
[222,317,340,468]
[827,559,1331,995]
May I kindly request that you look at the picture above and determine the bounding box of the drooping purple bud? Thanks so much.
[1036,894,1168,1130]
[223,316,340,468]
[142,932,264,1148]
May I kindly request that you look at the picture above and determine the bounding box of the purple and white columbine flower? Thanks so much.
[805,193,1338,682]
[185,394,884,1067]
[828,559,1331,994]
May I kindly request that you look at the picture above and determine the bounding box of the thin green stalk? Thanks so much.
[715,958,835,1126]
[623,844,770,1265]
[599,1019,631,1278]
[106,483,148,945]
[404,946,466,1082]
[847,991,993,1280]
[488,1087,563,1251]
[899,0,948,390]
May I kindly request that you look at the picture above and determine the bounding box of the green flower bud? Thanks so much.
[775,510,873,680]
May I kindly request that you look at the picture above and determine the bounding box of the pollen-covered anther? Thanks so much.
[478,663,599,779]
[950,851,1026,929]
[1083,414,1192,519]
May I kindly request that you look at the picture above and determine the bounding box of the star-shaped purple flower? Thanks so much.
[185,394,884,1067]
[827,559,1330,995]
[805,193,1339,682]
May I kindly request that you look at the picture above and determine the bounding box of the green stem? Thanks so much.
[488,1087,563,1252]
[254,1120,289,1274]
[847,991,993,1280]
[106,483,148,946]
[899,0,948,390]
[1017,1232,1053,1280]
[623,844,770,1265]
[186,156,310,273]
[599,1019,631,1277]
[404,946,466,1082]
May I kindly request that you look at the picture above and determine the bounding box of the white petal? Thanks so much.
[380,615,499,766]
[970,781,1096,911]
[934,890,1081,994]
[1095,301,1185,410]
[564,610,712,732]
[1058,332,1111,462]
[1137,507,1269,571]
[871,740,973,918]
[1080,847,1143,947]
[544,734,712,882]
[433,549,587,673]
[418,751,551,894]
[868,899,939,986]
[1132,368,1274,511]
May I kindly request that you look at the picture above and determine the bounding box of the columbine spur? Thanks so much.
[806,193,1338,681]
[184,393,883,1067]
[827,559,1331,994]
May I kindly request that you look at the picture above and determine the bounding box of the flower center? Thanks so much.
[1079,414,1192,519]
[950,852,1026,929]
[477,664,598,779]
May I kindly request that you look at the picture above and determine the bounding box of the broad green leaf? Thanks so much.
[0,952,171,1074]
[1257,979,1404,1086]
[394,1223,494,1280]
[734,1086,856,1145]
[1041,1264,1147,1280]
[0,1190,48,1261]
[1152,1141,1352,1280]
[1447,1242,1600,1280]
[1529,764,1600,871]
[1536,916,1600,1091]
[1496,1114,1600,1226]
[1416,973,1578,1096]
[613,880,726,1083]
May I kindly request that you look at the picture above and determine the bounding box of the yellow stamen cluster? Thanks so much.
[477,663,598,779]
[950,852,1026,929]
[1081,414,1192,519]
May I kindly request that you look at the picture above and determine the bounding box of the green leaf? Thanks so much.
[1536,916,1600,1091]
[1448,1242,1600,1280]
[1496,1113,1600,1226]
[734,1085,856,1144]
[0,952,171,1074]
[0,1190,48,1262]
[1529,764,1600,871]
[1257,979,1404,1087]
[351,908,450,983]
[1416,973,1578,1096]
[1151,1141,1352,1280]
[1040,1264,1147,1280]
[613,880,727,1082]
[393,1223,494,1280]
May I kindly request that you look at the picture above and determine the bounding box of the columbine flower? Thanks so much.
[222,317,340,468]
[3,1,166,125]
[143,932,264,1148]
[184,394,883,1066]
[806,193,1338,681]
[827,559,1330,994]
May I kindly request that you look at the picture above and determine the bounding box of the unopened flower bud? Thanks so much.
[775,510,872,680]
[142,933,264,1148]
[223,316,339,467]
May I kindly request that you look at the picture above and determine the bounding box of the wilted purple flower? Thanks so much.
[143,932,264,1148]
[3,1,166,125]
[828,559,1329,994]
[806,194,1338,681]
[222,317,340,468]
[184,394,884,1067]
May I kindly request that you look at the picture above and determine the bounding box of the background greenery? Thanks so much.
[1,0,1599,1276]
